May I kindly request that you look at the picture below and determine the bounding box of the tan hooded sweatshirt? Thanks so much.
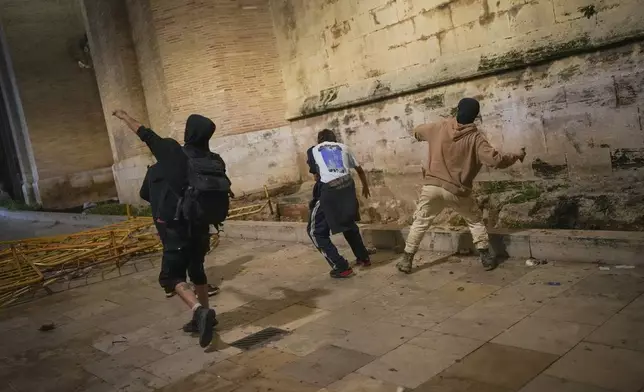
[414,118,519,196]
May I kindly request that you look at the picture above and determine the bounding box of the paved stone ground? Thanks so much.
[0,216,97,242]
[1,234,644,392]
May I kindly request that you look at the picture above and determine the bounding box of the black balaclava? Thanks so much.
[456,98,480,125]
[184,114,216,151]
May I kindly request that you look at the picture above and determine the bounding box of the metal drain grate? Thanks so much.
[229,327,289,350]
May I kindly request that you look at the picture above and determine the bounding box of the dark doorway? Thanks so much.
[0,87,22,201]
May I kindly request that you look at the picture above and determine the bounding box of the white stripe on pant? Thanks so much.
[308,200,335,268]
[405,185,489,254]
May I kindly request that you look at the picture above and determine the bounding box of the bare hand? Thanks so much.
[112,109,128,120]
[362,187,371,199]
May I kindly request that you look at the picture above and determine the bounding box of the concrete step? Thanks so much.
[3,208,642,266]
[219,220,644,266]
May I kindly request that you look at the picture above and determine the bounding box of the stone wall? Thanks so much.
[209,41,644,228]
[149,0,288,137]
[81,0,153,206]
[126,0,172,138]
[6,0,642,224]
[75,0,293,204]
[270,0,644,119]
[0,0,116,208]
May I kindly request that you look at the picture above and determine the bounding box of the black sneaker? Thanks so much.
[479,249,497,271]
[329,268,354,279]
[183,319,198,333]
[194,307,218,348]
[165,289,176,299]
[183,318,218,334]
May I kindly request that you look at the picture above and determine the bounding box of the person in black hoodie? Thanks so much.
[113,110,218,348]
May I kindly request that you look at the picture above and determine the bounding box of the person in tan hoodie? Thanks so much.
[397,98,526,273]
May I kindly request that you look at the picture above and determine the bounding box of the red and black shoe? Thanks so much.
[330,268,354,279]
[356,259,372,267]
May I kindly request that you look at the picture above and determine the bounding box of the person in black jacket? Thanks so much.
[140,166,221,300]
[114,110,217,348]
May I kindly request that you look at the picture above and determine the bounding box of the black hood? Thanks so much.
[184,114,215,151]
[456,98,480,125]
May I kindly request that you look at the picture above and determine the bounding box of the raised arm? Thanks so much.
[112,109,167,161]
[113,110,142,133]
[476,134,526,169]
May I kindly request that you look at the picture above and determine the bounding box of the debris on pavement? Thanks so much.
[38,323,55,332]
[599,266,611,271]
[546,281,561,286]
[615,265,635,269]
[525,258,547,266]
[526,258,538,267]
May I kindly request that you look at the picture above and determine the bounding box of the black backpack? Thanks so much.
[175,149,231,227]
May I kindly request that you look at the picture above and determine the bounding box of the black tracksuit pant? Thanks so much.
[307,199,369,272]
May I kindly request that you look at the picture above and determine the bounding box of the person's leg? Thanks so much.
[154,221,177,298]
[157,223,219,299]
[451,195,495,271]
[159,224,215,347]
[184,226,217,347]
[343,223,370,266]
[308,200,352,276]
[397,186,446,273]
[188,227,213,309]
[158,223,189,300]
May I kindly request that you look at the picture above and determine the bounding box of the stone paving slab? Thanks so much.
[1,237,644,391]
[545,342,644,392]
[280,345,376,387]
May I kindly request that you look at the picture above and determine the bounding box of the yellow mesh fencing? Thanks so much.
[0,188,272,308]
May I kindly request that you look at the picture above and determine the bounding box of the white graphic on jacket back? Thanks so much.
[319,145,347,174]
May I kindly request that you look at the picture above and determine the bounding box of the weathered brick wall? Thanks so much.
[126,0,172,138]
[150,0,288,137]
[270,0,644,119]
[0,0,115,208]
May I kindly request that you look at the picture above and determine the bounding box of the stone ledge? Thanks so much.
[2,210,641,266]
[220,221,644,266]
[288,32,644,119]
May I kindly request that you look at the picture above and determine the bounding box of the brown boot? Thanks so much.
[479,248,497,271]
[396,252,415,274]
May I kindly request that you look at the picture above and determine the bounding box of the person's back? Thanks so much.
[414,111,521,196]
[114,110,219,348]
[310,141,356,184]
[397,98,525,274]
